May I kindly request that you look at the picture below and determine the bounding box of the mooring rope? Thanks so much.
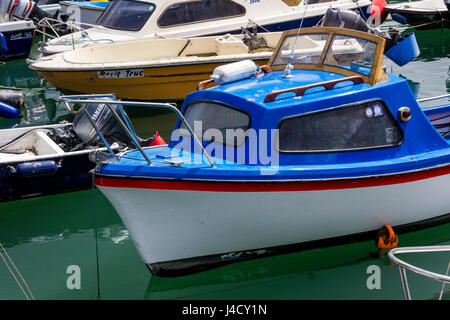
[92,167,101,299]
[378,19,450,33]
[0,241,35,300]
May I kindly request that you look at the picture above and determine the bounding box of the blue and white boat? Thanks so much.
[40,0,373,55]
[0,0,49,60]
[60,27,450,277]
[0,0,36,60]
[0,20,35,60]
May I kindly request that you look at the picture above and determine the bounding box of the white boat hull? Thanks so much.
[97,171,450,275]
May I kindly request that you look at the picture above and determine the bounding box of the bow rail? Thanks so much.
[56,95,216,168]
[388,245,450,300]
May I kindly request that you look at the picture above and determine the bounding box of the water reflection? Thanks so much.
[144,223,450,300]
[412,28,450,61]
[0,58,71,128]
[0,189,117,248]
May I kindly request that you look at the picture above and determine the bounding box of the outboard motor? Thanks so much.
[0,0,55,23]
[72,98,137,147]
[322,8,370,32]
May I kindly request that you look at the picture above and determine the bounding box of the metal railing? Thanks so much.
[417,94,450,104]
[56,95,216,168]
[388,245,450,300]
[36,17,115,50]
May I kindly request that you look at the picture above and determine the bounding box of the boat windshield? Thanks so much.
[270,28,384,82]
[96,0,156,31]
[271,33,330,66]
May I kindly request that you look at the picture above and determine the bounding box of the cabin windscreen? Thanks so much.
[96,0,156,31]
[323,35,376,76]
[271,32,377,77]
[178,101,250,147]
[271,33,329,66]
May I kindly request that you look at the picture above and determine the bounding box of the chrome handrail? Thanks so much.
[56,95,216,168]
[417,94,450,103]
[36,17,114,50]
[388,246,450,300]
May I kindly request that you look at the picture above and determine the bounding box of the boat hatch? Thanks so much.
[268,27,388,85]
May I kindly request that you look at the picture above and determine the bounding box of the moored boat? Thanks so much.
[0,95,161,202]
[29,8,381,100]
[384,0,450,30]
[60,27,450,277]
[39,0,373,55]
[0,0,57,60]
[0,20,35,60]
[30,31,283,100]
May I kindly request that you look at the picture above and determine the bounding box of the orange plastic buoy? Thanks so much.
[376,225,398,249]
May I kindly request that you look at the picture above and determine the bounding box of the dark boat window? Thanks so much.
[158,0,246,28]
[97,0,156,31]
[180,101,250,147]
[278,101,404,152]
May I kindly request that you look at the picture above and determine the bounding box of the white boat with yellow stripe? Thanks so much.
[38,0,374,55]
[30,31,283,100]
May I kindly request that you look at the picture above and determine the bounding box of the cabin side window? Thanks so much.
[179,101,250,147]
[158,0,246,27]
[278,100,404,153]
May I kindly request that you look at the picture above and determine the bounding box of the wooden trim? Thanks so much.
[268,27,387,86]
[264,75,364,103]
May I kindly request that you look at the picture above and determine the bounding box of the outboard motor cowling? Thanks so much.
[0,0,55,23]
[0,0,35,22]
[72,97,138,147]
[322,8,370,32]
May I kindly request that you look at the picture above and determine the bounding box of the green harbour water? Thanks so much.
[0,23,449,300]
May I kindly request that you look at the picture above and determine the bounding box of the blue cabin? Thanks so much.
[97,27,450,181]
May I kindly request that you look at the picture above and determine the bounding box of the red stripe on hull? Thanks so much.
[95,165,450,192]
